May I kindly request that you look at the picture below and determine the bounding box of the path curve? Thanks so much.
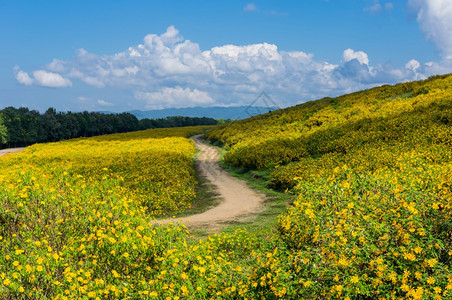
[155,134,264,227]
[0,147,26,157]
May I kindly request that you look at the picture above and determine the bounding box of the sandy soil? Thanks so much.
[155,135,265,229]
[0,147,26,157]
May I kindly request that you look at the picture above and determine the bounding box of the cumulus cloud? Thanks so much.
[135,87,214,109]
[14,67,72,88]
[32,70,72,88]
[97,99,113,106]
[13,25,451,109]
[342,48,370,65]
[408,0,452,61]
[15,70,33,86]
[46,59,66,72]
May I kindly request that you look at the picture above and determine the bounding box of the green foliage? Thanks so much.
[0,107,141,148]
[0,106,216,149]
[0,113,7,144]
[138,115,218,129]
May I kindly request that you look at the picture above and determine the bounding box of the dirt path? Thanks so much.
[0,147,26,157]
[155,135,264,229]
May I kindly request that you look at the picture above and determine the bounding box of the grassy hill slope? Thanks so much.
[206,74,452,298]
[207,74,452,189]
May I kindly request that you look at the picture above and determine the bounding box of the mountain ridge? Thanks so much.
[105,106,278,120]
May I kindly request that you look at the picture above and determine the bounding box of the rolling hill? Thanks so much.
[205,74,452,298]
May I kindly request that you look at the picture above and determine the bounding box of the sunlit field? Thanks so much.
[1,75,452,299]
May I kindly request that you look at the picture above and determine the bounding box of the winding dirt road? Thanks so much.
[1,137,265,229]
[155,135,264,228]
[0,147,26,157]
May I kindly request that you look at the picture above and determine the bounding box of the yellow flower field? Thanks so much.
[1,74,451,299]
[205,74,452,299]
[0,126,210,299]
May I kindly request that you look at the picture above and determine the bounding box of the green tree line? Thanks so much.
[0,107,217,148]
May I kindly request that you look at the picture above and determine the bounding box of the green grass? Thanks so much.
[215,144,295,238]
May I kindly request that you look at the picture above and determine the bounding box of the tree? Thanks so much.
[0,113,7,145]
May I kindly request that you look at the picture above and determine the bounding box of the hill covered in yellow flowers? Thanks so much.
[207,74,452,189]
[205,74,452,298]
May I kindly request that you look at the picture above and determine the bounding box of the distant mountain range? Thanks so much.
[123,106,278,120]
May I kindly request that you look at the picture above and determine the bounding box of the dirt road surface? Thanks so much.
[155,135,264,229]
[0,147,26,157]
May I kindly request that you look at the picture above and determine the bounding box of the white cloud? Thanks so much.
[14,25,451,109]
[77,96,91,102]
[408,0,452,60]
[15,70,33,86]
[405,59,421,72]
[14,67,72,88]
[97,99,113,106]
[244,3,257,11]
[32,70,72,88]
[135,87,214,109]
[83,76,105,88]
[46,59,66,72]
[342,48,369,65]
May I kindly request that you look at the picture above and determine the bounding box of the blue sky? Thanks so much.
[1,0,451,112]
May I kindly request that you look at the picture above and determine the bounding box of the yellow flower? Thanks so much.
[181,285,188,296]
[434,287,442,294]
[403,252,416,261]
[123,253,130,258]
[149,291,158,297]
[427,277,435,285]
[426,258,438,268]
[350,275,359,284]
[87,291,96,298]
[36,265,44,272]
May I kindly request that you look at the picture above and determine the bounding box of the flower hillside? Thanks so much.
[205,74,452,299]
